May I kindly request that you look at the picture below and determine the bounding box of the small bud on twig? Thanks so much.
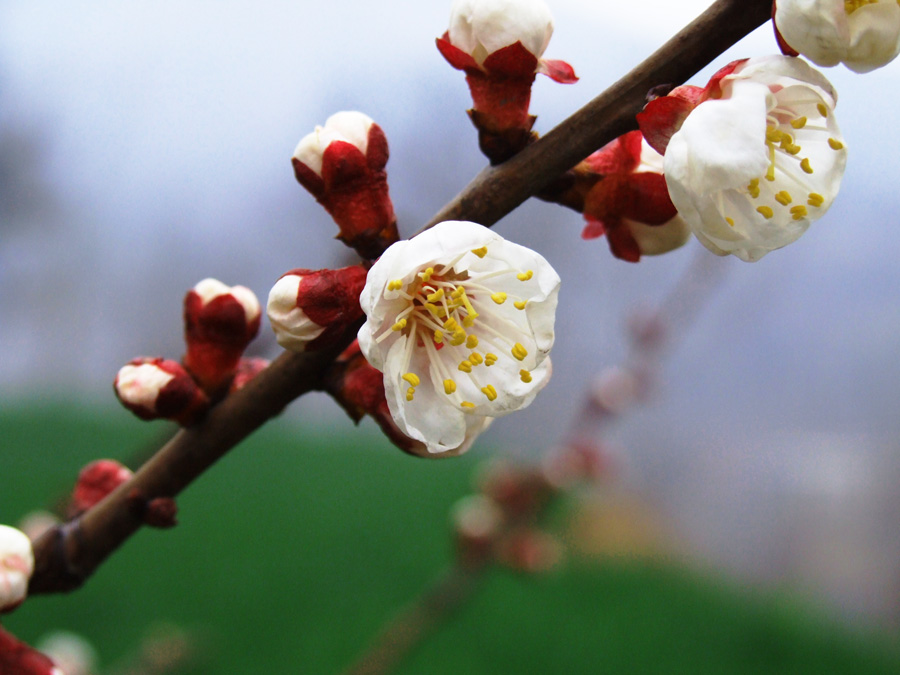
[69,459,134,518]
[114,357,210,425]
[0,525,35,614]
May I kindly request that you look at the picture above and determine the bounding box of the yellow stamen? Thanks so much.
[484,353,498,366]
[481,385,498,401]
[828,137,844,150]
[402,373,420,387]
[520,369,533,383]
[747,179,760,199]
[725,217,735,227]
[444,379,457,395]
[817,102,828,117]
[774,191,792,206]
[433,330,444,344]
[458,360,473,373]
[790,116,807,129]
[420,267,434,282]
[807,193,825,207]
[462,315,477,328]
[517,270,533,281]
[392,319,407,332]
[469,352,483,365]
[491,292,507,305]
[514,301,527,310]
[800,157,814,174]
[406,387,415,402]
[451,329,467,346]
[424,302,445,318]
[426,288,444,303]
[387,280,403,291]
[511,343,528,361]
[756,206,774,219]
[461,401,475,409]
[790,205,808,220]
[471,246,488,258]
[466,335,479,349]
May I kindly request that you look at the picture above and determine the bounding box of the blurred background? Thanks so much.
[2,0,900,672]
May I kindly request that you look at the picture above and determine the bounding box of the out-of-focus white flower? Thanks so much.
[35,632,97,675]
[267,266,367,353]
[0,525,34,613]
[775,0,900,73]
[660,56,847,262]
[358,221,560,454]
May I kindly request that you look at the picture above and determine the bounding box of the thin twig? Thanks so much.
[29,0,770,595]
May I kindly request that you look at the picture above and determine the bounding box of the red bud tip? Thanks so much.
[70,459,133,517]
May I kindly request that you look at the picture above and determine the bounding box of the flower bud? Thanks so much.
[495,529,562,573]
[267,266,367,353]
[183,278,261,392]
[69,459,134,517]
[114,357,210,425]
[0,525,34,614]
[35,632,96,675]
[229,356,270,393]
[0,627,62,675]
[451,494,503,566]
[436,0,576,162]
[292,112,398,259]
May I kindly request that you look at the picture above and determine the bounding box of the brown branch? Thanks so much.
[29,0,770,595]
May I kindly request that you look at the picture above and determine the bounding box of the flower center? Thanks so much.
[375,244,538,410]
[721,96,844,229]
[844,0,883,14]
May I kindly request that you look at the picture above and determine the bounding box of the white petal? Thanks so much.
[267,275,325,352]
[0,524,34,611]
[448,0,554,64]
[324,111,374,155]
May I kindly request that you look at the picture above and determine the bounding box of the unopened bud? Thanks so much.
[291,112,398,259]
[0,525,34,614]
[451,494,504,566]
[35,632,96,675]
[183,278,261,393]
[496,530,562,573]
[267,266,367,353]
[475,459,552,517]
[69,459,134,517]
[0,626,62,675]
[114,357,209,425]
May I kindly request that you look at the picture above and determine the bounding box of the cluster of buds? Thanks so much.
[292,112,398,260]
[114,279,265,425]
[437,0,577,163]
[451,445,607,571]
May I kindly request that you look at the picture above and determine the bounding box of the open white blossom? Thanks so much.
[0,525,34,612]
[775,0,900,73]
[664,56,847,262]
[359,221,560,454]
[448,0,554,65]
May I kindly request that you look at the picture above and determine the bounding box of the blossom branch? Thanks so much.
[29,0,769,596]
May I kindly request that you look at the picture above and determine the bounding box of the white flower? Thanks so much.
[358,221,560,454]
[448,0,554,66]
[664,56,847,262]
[0,525,34,613]
[292,111,375,177]
[775,0,900,73]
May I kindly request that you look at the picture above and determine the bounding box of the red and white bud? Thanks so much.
[114,357,209,425]
[291,112,398,259]
[267,266,367,353]
[0,627,62,675]
[437,0,576,162]
[183,278,261,392]
[69,459,134,517]
[451,494,504,565]
[35,632,97,675]
[475,459,553,517]
[581,130,689,263]
[0,525,34,614]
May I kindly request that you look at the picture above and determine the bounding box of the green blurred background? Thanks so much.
[3,402,900,674]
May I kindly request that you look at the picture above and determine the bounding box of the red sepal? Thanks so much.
[0,627,59,675]
[584,130,642,175]
[436,33,481,72]
[538,59,578,84]
[70,459,133,517]
[482,41,539,78]
[636,90,699,156]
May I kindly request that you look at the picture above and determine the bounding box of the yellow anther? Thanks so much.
[790,205,808,220]
[451,286,466,299]
[774,191,792,206]
[765,163,776,182]
[462,314,477,328]
[460,294,478,319]
[511,343,528,361]
[481,385,498,401]
[784,143,802,156]
[471,246,488,258]
[444,379,457,395]
[790,116,807,129]
[800,157,814,174]
[466,335,479,349]
[458,360,473,373]
[807,193,825,207]
[765,126,783,143]
[424,302,445,318]
[747,178,760,198]
[420,267,434,282]
[817,102,828,117]
[469,352,483,365]
[491,292,507,305]
[519,369,533,383]
[725,217,735,227]
[402,373,420,387]
[443,317,459,331]
[433,330,444,344]
[387,279,403,291]
[426,288,444,303]
[406,387,415,402]
[517,270,533,281]
[392,319,407,332]
[461,401,476,409]
[484,353,498,366]
[756,205,774,219]
[451,330,467,346]
[828,137,844,150]
[514,301,527,310]
[779,132,794,148]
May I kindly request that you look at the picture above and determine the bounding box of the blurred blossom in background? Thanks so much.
[2,1,900,626]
